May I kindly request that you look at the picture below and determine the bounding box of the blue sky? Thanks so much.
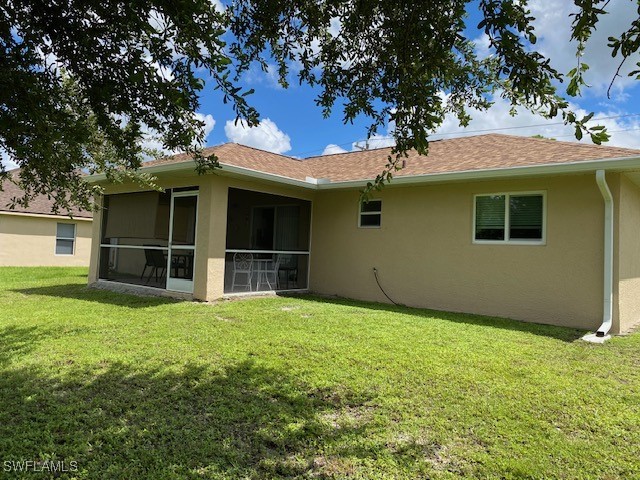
[196,0,640,157]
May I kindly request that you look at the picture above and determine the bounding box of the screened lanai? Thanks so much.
[98,188,199,293]
[224,188,311,294]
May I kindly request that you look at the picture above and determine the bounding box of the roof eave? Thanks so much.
[84,160,315,189]
[84,160,199,183]
[84,154,640,190]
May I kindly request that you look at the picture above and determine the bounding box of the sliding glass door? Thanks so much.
[166,191,198,293]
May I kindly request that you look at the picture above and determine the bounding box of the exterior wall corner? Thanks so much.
[614,173,640,334]
[87,196,103,284]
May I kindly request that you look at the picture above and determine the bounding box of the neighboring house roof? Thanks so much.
[0,171,93,218]
[90,133,640,188]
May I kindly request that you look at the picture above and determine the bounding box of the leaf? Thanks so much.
[582,112,594,123]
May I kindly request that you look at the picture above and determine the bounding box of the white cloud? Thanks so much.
[1,147,18,170]
[321,92,640,156]
[328,17,342,38]
[351,111,397,151]
[243,63,284,90]
[211,0,224,12]
[140,111,216,155]
[195,113,216,140]
[529,0,639,97]
[152,61,175,81]
[472,1,640,98]
[321,144,348,155]
[583,114,640,149]
[431,93,640,149]
[224,118,292,153]
[352,134,396,151]
[474,33,492,60]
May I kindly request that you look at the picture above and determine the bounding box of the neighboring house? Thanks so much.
[86,134,640,337]
[0,171,93,266]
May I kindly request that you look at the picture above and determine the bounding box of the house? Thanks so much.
[0,171,93,266]
[86,134,640,337]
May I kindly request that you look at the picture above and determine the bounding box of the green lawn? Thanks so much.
[0,268,639,479]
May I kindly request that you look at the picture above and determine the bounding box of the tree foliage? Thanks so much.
[1,0,639,210]
[1,0,256,211]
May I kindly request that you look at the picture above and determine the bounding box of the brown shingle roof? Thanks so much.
[303,134,640,182]
[140,134,640,184]
[0,171,93,218]
[145,143,312,181]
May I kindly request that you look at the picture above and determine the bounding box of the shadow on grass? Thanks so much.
[0,325,41,366]
[12,283,178,309]
[0,358,373,478]
[284,294,586,342]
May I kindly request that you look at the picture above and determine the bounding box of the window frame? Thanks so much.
[358,199,382,229]
[55,222,77,256]
[472,191,547,245]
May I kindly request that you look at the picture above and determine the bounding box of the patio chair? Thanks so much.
[141,247,167,284]
[256,255,281,291]
[277,254,298,289]
[232,252,254,292]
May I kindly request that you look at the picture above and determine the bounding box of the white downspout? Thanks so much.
[595,170,613,337]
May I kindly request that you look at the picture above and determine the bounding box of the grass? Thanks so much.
[0,267,639,479]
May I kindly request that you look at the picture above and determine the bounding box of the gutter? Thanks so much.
[595,170,614,338]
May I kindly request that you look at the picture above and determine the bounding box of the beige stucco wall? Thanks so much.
[0,213,92,266]
[88,199,102,283]
[615,173,640,333]
[310,174,606,331]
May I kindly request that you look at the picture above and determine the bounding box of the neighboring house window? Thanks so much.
[474,192,545,243]
[56,223,76,255]
[359,200,382,228]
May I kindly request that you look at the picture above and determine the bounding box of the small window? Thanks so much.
[359,200,382,228]
[56,223,76,255]
[474,192,544,243]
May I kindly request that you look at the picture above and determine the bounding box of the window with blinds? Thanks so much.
[56,223,76,255]
[474,192,545,243]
